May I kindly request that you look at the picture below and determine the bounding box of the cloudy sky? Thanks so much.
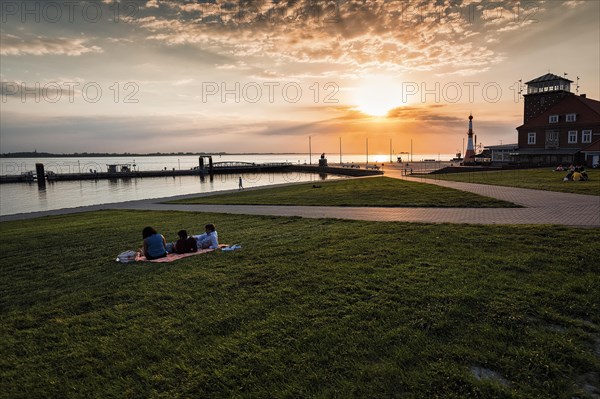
[1,0,598,155]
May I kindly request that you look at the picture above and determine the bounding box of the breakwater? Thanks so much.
[0,162,382,184]
[291,165,384,177]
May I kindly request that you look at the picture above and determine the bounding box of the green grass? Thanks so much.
[168,176,517,207]
[1,210,599,398]
[422,168,600,195]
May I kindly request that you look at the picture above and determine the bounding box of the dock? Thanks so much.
[0,161,382,184]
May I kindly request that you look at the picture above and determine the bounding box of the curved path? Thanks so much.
[1,170,598,227]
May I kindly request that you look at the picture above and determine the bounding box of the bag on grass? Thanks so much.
[221,244,242,251]
[116,250,137,263]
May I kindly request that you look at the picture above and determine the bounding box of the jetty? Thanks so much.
[0,159,382,184]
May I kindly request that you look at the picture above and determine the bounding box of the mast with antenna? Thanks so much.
[518,79,523,97]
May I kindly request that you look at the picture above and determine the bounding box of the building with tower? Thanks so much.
[513,73,600,166]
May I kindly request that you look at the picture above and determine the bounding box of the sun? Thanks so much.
[353,76,405,117]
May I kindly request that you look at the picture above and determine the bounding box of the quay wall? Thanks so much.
[1,163,382,184]
[289,165,384,176]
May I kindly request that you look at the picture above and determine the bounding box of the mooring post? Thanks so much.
[208,156,213,178]
[35,163,46,188]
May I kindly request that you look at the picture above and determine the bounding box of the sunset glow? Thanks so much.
[353,77,406,117]
[0,1,598,155]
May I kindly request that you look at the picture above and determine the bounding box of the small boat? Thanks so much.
[450,152,463,162]
[21,171,37,182]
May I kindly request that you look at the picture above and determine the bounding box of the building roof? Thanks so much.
[517,93,600,129]
[485,144,518,150]
[581,139,600,152]
[578,95,600,115]
[525,73,573,84]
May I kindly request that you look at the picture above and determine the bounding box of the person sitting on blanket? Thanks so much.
[142,226,168,260]
[193,223,219,249]
[174,229,198,254]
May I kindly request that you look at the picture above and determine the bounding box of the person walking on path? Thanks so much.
[239,176,244,190]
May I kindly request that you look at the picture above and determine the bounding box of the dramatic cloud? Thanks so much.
[0,34,103,56]
[387,105,464,122]
[121,0,555,75]
[0,0,595,153]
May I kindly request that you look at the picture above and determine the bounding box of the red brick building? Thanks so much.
[514,73,600,166]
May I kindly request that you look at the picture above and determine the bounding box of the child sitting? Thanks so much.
[173,230,198,254]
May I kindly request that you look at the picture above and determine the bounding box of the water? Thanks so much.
[0,172,349,216]
[0,153,456,176]
[0,153,454,216]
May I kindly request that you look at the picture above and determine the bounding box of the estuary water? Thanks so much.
[0,153,454,216]
[0,173,342,216]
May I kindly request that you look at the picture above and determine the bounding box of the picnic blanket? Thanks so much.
[135,244,230,263]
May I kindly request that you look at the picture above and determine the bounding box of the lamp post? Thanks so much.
[309,136,312,165]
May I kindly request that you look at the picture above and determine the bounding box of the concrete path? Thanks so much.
[1,170,598,227]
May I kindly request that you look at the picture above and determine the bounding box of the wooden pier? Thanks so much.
[0,162,382,184]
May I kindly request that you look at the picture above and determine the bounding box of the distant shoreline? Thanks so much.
[0,152,309,158]
[0,152,440,159]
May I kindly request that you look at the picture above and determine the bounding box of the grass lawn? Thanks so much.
[168,176,517,207]
[1,210,599,398]
[423,168,600,195]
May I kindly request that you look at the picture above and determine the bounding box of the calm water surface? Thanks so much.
[0,172,345,216]
[0,153,454,216]
[0,153,455,175]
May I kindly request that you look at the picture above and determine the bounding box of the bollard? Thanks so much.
[198,157,205,177]
[35,163,46,188]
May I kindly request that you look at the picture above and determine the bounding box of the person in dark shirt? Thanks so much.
[174,230,198,254]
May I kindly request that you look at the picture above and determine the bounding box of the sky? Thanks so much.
[1,0,599,155]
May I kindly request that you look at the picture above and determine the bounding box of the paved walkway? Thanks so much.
[1,170,598,227]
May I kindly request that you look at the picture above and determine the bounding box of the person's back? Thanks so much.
[581,170,589,181]
[175,235,198,253]
[144,229,167,259]
[572,171,583,181]
[565,170,574,181]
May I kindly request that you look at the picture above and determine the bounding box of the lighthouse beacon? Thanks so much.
[463,113,476,164]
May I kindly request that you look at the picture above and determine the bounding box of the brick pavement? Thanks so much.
[1,173,598,227]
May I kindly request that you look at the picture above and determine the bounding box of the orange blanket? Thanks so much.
[136,245,228,263]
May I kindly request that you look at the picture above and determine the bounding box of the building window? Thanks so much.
[549,115,559,123]
[528,132,536,144]
[582,130,592,143]
[566,113,576,122]
[568,130,578,143]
